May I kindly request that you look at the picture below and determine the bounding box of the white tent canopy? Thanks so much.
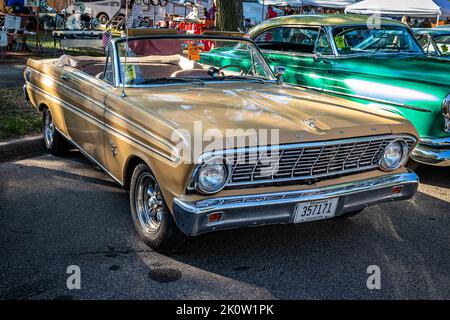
[257,0,359,8]
[345,0,450,17]
[303,0,360,9]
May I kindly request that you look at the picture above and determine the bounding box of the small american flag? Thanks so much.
[102,30,112,48]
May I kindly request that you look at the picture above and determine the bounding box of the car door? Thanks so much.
[253,26,334,90]
[58,60,110,167]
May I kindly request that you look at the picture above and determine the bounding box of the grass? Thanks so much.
[0,87,41,141]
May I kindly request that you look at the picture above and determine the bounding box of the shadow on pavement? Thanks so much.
[1,152,449,299]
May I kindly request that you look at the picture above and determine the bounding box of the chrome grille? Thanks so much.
[226,136,416,186]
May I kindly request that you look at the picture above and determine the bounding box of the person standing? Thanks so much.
[284,5,295,16]
[266,5,278,20]
[208,0,217,23]
[203,7,210,20]
[420,18,432,28]
[401,16,413,28]
[6,0,26,13]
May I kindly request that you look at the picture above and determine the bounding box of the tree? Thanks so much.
[216,0,243,32]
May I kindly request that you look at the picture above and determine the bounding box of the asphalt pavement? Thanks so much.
[0,63,26,88]
[0,152,449,299]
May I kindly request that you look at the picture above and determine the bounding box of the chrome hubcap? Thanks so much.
[135,173,163,234]
[44,110,55,148]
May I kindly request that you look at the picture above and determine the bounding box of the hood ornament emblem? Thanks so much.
[304,118,317,128]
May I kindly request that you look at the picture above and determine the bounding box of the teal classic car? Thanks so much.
[201,15,450,166]
[414,27,450,59]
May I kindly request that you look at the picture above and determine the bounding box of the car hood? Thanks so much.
[125,82,414,147]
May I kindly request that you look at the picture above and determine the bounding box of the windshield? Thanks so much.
[331,26,423,55]
[116,37,276,86]
[434,35,450,56]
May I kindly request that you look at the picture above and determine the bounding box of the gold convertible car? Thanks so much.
[24,31,419,250]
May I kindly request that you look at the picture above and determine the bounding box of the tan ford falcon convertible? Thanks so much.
[24,31,420,250]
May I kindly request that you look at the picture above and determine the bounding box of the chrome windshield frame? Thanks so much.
[111,34,277,88]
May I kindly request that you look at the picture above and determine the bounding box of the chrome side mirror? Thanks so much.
[274,66,286,82]
[313,52,324,63]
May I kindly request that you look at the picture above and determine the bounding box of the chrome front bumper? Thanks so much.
[172,172,419,236]
[23,84,29,101]
[411,137,450,166]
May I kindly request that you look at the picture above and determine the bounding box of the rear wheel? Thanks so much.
[42,108,71,156]
[130,163,186,251]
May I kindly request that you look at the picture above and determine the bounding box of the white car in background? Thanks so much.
[243,0,305,28]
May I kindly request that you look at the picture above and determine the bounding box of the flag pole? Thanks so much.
[121,0,129,98]
[262,0,265,21]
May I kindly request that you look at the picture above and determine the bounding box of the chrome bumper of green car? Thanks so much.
[411,137,450,166]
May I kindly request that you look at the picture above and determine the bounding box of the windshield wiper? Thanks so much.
[215,76,267,84]
[137,77,205,86]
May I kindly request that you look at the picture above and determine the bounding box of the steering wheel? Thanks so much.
[216,65,247,76]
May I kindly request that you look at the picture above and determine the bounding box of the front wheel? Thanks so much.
[42,108,71,156]
[130,163,186,251]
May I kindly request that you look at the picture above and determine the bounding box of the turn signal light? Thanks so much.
[208,212,223,224]
[392,185,404,194]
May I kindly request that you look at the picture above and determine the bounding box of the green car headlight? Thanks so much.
[442,94,450,133]
[380,140,409,171]
[196,157,230,194]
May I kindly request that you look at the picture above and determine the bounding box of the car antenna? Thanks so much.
[121,0,129,98]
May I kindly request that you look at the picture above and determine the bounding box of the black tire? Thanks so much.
[42,108,71,156]
[335,209,364,219]
[130,163,186,251]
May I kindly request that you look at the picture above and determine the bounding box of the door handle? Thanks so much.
[60,73,71,81]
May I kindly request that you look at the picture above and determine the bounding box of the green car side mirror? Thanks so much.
[313,52,325,63]
[274,66,286,82]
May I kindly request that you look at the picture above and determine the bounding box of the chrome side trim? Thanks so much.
[31,68,107,110]
[119,80,278,88]
[55,128,124,186]
[28,83,179,163]
[321,88,433,113]
[30,83,103,126]
[104,109,180,163]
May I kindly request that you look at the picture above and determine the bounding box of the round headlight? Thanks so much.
[442,94,450,118]
[442,94,450,133]
[196,157,229,194]
[380,140,409,171]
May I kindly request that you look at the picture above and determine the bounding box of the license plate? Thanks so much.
[294,198,339,223]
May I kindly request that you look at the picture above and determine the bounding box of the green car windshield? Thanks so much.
[332,26,423,55]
